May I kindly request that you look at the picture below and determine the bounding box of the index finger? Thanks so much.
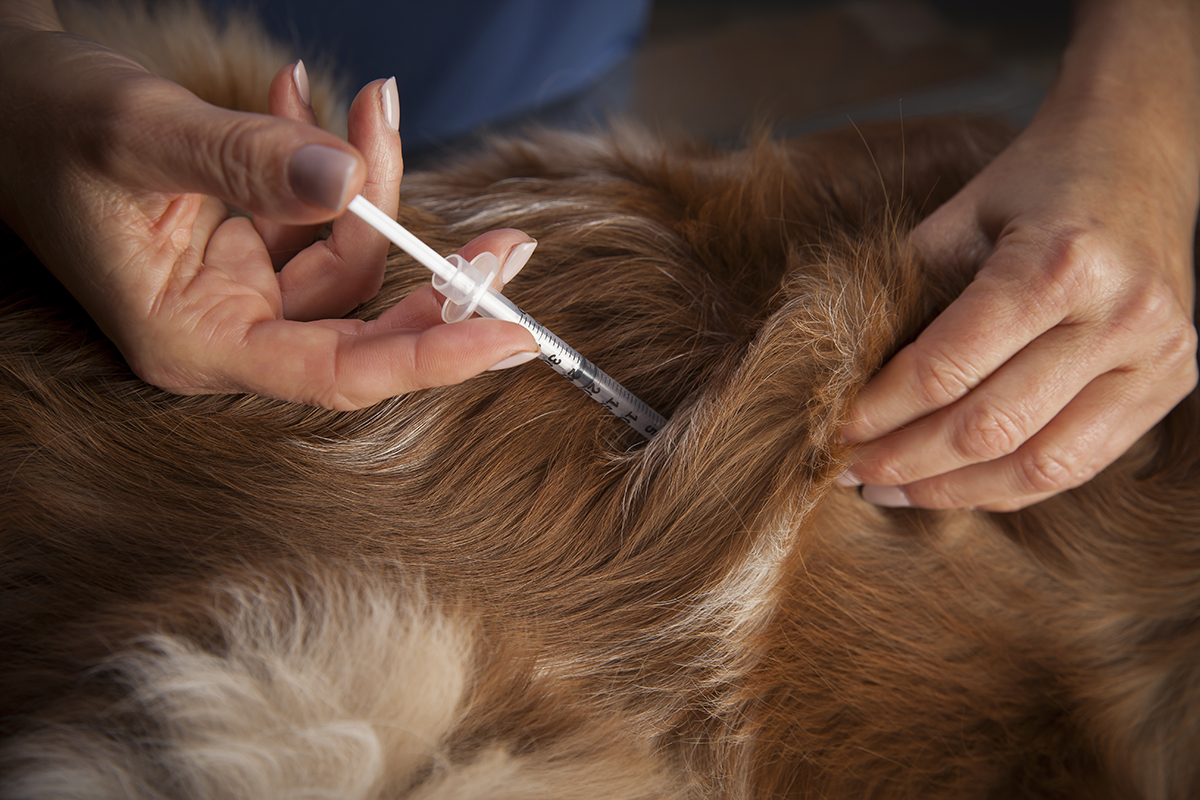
[842,235,1080,442]
[215,314,537,411]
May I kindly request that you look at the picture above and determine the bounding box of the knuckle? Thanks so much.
[861,453,909,487]
[951,403,1029,463]
[1027,264,1077,316]
[325,343,369,411]
[1160,318,1199,373]
[911,344,978,407]
[905,480,967,511]
[211,125,257,205]
[1112,282,1198,395]
[1014,443,1093,496]
[1003,229,1091,314]
[1037,232,1092,289]
[1113,279,1180,334]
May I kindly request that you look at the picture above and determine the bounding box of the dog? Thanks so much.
[1,4,1198,798]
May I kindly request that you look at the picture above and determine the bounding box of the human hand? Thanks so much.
[0,16,537,410]
[841,2,1199,511]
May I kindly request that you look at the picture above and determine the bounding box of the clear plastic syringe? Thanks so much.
[347,195,666,439]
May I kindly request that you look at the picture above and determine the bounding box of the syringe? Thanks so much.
[347,195,666,439]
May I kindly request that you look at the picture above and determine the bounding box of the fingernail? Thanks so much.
[487,350,539,371]
[835,469,862,488]
[293,60,312,106]
[288,144,358,210]
[501,240,537,285]
[381,76,400,131]
[861,484,911,508]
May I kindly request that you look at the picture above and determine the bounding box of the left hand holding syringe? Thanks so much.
[0,1,539,410]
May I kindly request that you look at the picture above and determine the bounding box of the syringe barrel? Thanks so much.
[475,291,665,439]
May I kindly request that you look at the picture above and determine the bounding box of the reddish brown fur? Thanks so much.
[1,9,1199,798]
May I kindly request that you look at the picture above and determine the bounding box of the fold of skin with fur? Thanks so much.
[0,64,1197,799]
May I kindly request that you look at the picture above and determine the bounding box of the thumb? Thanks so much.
[117,78,366,224]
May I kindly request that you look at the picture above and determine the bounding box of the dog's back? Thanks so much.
[1,8,1199,798]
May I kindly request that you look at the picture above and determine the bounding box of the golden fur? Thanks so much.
[0,4,1198,798]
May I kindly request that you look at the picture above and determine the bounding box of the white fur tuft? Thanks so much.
[2,568,471,800]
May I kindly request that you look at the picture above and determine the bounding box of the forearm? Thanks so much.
[1060,0,1200,170]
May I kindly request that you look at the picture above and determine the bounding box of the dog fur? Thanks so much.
[1,4,1198,798]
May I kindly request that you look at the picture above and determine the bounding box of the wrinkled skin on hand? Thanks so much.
[0,4,536,410]
[843,0,1200,511]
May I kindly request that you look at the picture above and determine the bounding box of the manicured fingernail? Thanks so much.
[288,144,358,210]
[501,240,537,285]
[487,350,539,371]
[835,469,862,488]
[861,484,911,508]
[381,76,400,131]
[293,60,312,106]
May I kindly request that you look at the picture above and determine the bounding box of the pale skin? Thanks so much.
[842,0,1200,511]
[0,0,539,411]
[2,2,1197,509]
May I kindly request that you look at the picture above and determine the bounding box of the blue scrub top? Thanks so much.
[207,0,651,150]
